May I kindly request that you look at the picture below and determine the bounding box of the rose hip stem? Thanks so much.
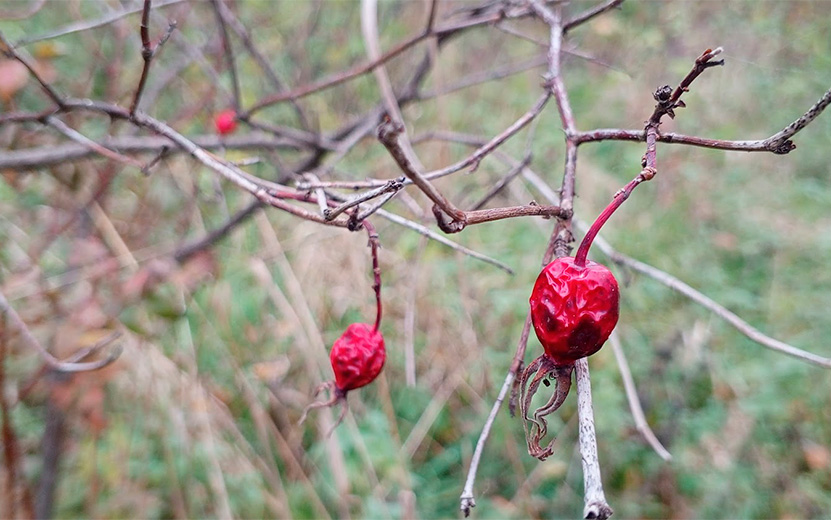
[573,167,657,268]
[362,220,383,332]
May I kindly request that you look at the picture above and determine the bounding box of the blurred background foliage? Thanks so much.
[1,1,830,519]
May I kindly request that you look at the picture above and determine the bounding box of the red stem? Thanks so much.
[261,187,386,330]
[574,173,650,268]
[362,221,383,332]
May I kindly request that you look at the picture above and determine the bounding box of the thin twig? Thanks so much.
[375,209,513,274]
[459,364,515,516]
[608,332,672,461]
[13,0,184,47]
[215,0,310,128]
[460,228,559,516]
[423,92,552,181]
[593,239,831,369]
[130,0,177,116]
[0,31,64,108]
[575,358,614,520]
[324,178,404,222]
[0,290,122,373]
[417,54,547,100]
[242,10,506,117]
[210,0,241,112]
[45,116,145,169]
[0,133,309,171]
[563,0,625,34]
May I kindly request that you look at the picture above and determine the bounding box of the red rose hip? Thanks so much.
[530,256,619,363]
[330,322,386,392]
[214,109,237,135]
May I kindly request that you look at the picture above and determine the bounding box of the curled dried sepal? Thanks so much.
[519,355,574,460]
[298,381,349,437]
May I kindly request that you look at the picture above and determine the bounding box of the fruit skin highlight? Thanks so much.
[213,109,237,135]
[529,256,619,364]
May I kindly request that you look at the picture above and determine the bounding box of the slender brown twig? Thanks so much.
[209,0,240,112]
[0,290,122,373]
[0,31,64,108]
[130,0,177,116]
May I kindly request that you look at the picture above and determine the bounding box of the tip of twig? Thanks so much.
[460,496,475,517]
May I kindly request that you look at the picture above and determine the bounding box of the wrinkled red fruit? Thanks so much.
[214,109,237,135]
[530,256,620,363]
[330,323,385,391]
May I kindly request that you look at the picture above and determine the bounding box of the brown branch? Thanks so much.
[422,92,552,181]
[377,115,467,224]
[244,31,430,117]
[1,312,36,519]
[242,7,540,118]
[45,116,146,169]
[0,290,122,372]
[209,0,241,112]
[0,133,310,171]
[463,204,570,227]
[469,153,531,211]
[0,31,64,108]
[563,0,625,34]
[130,0,177,116]
[215,0,310,129]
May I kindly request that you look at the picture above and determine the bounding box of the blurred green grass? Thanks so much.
[2,1,831,519]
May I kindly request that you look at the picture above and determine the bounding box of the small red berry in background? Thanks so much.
[213,109,237,135]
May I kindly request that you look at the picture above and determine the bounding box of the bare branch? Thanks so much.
[0,133,310,171]
[597,242,831,369]
[130,0,177,116]
[323,178,405,222]
[0,290,122,373]
[242,6,543,117]
[563,0,625,34]
[423,92,552,181]
[375,209,513,274]
[377,115,467,223]
[210,0,241,112]
[608,333,672,461]
[575,358,614,520]
[763,85,831,154]
[0,31,64,108]
[13,0,184,47]
[45,116,145,169]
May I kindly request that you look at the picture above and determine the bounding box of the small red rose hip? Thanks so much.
[213,109,237,135]
[330,322,386,392]
[299,322,386,433]
[530,256,619,363]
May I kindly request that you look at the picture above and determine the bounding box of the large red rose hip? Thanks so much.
[330,322,386,392]
[530,256,619,364]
